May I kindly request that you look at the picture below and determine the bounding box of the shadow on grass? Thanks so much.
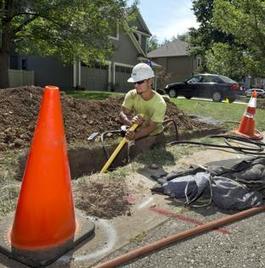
[134,145,176,167]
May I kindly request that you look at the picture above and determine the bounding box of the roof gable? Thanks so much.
[147,39,190,58]
[121,8,151,58]
[127,8,152,36]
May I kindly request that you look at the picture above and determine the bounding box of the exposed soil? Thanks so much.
[0,86,213,219]
[74,176,130,219]
[0,86,211,151]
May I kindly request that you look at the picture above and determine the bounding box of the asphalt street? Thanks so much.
[103,207,265,268]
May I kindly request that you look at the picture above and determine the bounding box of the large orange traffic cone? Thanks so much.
[233,90,263,140]
[0,85,94,267]
[10,85,76,250]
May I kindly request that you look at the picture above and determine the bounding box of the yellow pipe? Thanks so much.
[100,123,139,173]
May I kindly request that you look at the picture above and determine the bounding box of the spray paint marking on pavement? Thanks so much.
[58,218,117,264]
[150,207,230,235]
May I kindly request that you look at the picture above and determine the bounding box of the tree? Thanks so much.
[159,33,190,47]
[189,0,236,71]
[213,0,265,77]
[0,0,126,88]
[146,35,159,52]
[177,33,190,42]
[205,43,246,80]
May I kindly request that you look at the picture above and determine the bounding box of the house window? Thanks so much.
[196,57,202,68]
[10,55,19,69]
[22,58,27,70]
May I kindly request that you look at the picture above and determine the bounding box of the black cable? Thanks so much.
[210,134,265,145]
[100,130,121,160]
[100,118,179,161]
[168,134,265,155]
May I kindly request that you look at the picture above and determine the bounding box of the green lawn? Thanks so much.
[171,98,265,131]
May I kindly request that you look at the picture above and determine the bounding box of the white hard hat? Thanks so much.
[127,63,155,83]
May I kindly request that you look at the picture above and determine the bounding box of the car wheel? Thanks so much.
[168,89,177,98]
[212,91,222,102]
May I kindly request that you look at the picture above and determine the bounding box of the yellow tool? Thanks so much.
[100,123,139,173]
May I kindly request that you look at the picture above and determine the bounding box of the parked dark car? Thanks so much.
[164,73,239,103]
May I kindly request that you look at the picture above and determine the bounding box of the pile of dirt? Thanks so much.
[74,176,130,219]
[0,86,210,151]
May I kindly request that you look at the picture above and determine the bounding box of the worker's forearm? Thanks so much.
[120,111,132,126]
[134,125,155,140]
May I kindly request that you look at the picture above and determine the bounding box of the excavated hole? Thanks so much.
[15,142,126,180]
[15,127,224,181]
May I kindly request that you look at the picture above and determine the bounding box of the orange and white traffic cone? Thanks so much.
[0,86,94,267]
[233,90,263,140]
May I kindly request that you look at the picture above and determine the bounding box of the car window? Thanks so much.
[187,75,201,83]
[218,75,237,83]
[201,76,216,83]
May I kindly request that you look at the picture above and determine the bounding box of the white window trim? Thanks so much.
[113,62,133,85]
[109,23,119,41]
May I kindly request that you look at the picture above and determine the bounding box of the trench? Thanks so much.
[15,126,224,181]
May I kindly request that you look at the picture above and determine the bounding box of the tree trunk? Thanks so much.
[0,0,13,88]
[0,51,10,88]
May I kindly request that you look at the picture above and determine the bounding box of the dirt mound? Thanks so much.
[0,86,209,151]
[74,176,130,219]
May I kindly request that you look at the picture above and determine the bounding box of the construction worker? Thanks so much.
[119,62,167,158]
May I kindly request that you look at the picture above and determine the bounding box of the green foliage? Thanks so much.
[1,0,126,64]
[160,34,190,47]
[146,35,159,52]
[190,0,235,71]
[205,43,245,79]
[213,0,265,77]
[190,0,265,79]
[177,33,191,42]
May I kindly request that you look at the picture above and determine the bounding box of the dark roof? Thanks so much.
[147,39,189,58]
